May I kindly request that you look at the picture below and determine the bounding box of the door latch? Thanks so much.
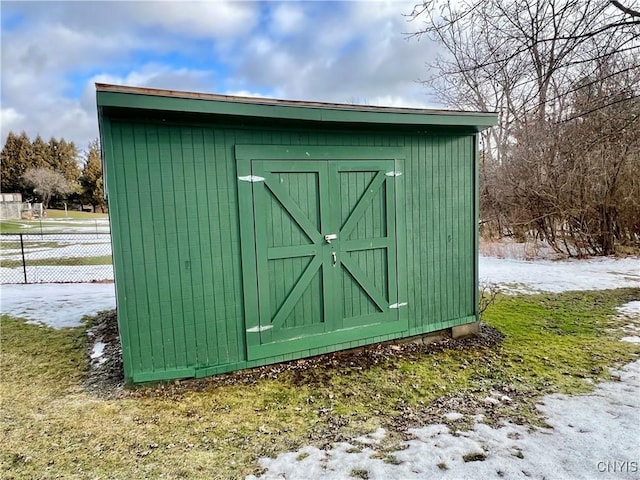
[324,234,337,244]
[332,251,337,266]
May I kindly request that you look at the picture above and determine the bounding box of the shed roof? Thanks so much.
[96,83,497,131]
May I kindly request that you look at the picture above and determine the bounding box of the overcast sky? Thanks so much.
[0,1,439,150]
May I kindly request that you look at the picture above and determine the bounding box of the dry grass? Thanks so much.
[480,236,640,260]
[479,238,555,260]
[1,288,639,479]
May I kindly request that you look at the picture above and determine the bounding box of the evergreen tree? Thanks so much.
[48,137,81,184]
[1,131,33,195]
[2,133,85,204]
[80,140,106,212]
[31,135,50,169]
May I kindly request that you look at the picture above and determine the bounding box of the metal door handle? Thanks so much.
[332,251,337,266]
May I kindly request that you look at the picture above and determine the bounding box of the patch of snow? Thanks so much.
[444,412,464,421]
[479,256,640,293]
[0,234,111,262]
[354,428,386,445]
[90,341,107,364]
[90,341,105,359]
[0,265,113,283]
[617,301,640,317]
[621,336,640,344]
[248,361,640,480]
[1,219,110,234]
[0,283,116,328]
[614,302,640,343]
[1,239,111,261]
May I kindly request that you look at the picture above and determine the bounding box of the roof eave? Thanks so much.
[96,84,497,131]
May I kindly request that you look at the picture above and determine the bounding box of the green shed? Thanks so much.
[96,84,497,383]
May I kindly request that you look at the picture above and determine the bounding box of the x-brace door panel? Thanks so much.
[330,161,398,329]
[252,161,330,346]
[237,146,407,361]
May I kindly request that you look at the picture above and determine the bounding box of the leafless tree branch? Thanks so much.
[610,0,640,17]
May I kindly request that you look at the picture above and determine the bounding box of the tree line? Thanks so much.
[411,0,640,256]
[0,131,106,213]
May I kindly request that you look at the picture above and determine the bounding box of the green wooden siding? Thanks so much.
[105,120,476,382]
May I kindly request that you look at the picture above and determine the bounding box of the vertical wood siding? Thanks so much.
[107,120,475,380]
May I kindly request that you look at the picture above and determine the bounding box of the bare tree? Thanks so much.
[609,1,640,19]
[410,0,638,124]
[409,0,640,254]
[22,167,76,209]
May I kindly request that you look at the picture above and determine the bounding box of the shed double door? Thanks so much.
[237,146,407,360]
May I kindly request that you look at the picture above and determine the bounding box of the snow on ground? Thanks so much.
[248,361,640,480]
[1,238,111,261]
[0,283,116,328]
[1,233,113,283]
[622,336,640,344]
[246,258,639,479]
[90,341,107,365]
[0,264,113,284]
[90,341,106,359]
[0,254,635,328]
[2,218,110,234]
[618,301,640,318]
[0,250,638,477]
[618,301,640,344]
[479,255,639,293]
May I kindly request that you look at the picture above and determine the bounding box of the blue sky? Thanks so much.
[1,1,439,149]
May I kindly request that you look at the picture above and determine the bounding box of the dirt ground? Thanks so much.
[83,310,504,404]
[83,310,125,396]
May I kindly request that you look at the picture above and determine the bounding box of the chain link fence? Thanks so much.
[0,233,113,284]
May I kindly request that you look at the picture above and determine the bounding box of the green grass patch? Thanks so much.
[1,288,638,479]
[0,240,64,250]
[484,290,640,393]
[0,211,108,234]
[350,469,370,479]
[0,221,101,234]
[44,209,108,219]
[0,221,33,234]
[0,255,112,268]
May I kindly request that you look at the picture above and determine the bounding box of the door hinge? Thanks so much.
[385,171,403,177]
[246,325,273,333]
[389,302,408,309]
[238,175,265,183]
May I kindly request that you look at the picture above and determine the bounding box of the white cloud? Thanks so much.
[223,90,270,98]
[270,4,305,35]
[0,95,96,147]
[0,64,219,147]
[89,65,215,92]
[233,1,439,107]
[367,95,433,109]
[0,1,442,148]
[1,107,25,136]
[127,2,259,38]
[3,22,143,75]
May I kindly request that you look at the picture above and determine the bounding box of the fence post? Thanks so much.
[19,233,27,284]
